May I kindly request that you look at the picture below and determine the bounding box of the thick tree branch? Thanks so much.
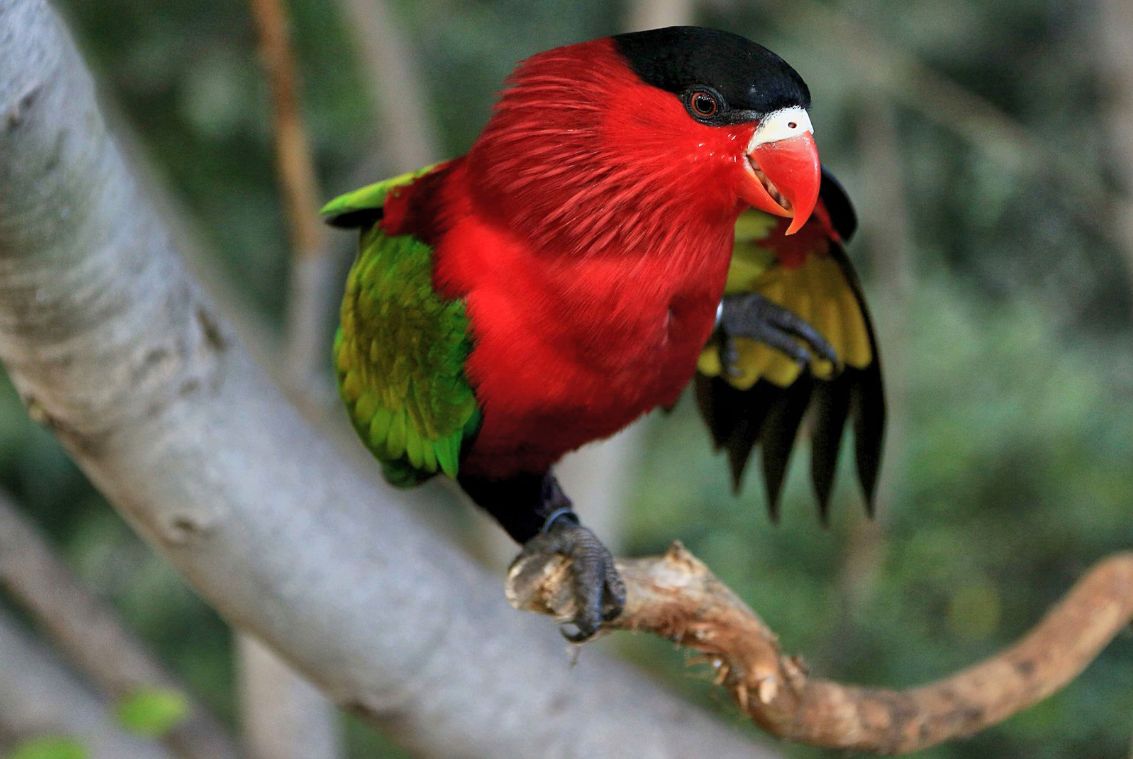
[0,490,238,759]
[509,543,1133,755]
[0,3,764,756]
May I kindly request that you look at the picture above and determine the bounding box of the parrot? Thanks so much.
[323,26,885,639]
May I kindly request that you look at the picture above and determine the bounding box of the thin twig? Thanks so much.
[0,491,239,759]
[334,0,439,170]
[248,0,323,261]
[508,542,1133,755]
[1095,0,1133,303]
[248,0,340,404]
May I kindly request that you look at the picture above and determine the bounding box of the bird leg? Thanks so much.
[716,292,837,376]
[459,471,625,640]
[512,475,625,641]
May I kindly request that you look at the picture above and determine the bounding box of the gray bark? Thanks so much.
[0,610,173,759]
[0,2,765,756]
[0,489,239,759]
[238,635,342,759]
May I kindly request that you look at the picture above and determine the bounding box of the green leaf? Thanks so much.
[8,736,87,759]
[114,687,189,738]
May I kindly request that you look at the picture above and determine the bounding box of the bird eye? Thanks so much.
[686,89,721,120]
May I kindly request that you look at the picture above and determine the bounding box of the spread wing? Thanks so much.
[325,165,480,486]
[695,169,886,521]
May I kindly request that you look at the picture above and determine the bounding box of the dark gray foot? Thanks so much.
[513,512,626,642]
[718,292,837,376]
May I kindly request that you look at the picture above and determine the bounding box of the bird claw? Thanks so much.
[514,517,626,642]
[718,293,838,372]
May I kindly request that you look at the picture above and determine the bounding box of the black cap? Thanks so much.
[612,27,810,123]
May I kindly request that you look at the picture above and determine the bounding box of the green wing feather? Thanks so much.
[327,166,479,485]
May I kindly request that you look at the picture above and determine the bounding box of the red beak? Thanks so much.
[740,131,821,236]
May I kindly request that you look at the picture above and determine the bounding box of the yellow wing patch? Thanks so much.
[698,216,874,390]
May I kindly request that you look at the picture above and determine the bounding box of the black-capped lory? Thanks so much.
[324,27,885,638]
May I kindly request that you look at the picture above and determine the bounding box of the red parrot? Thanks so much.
[325,27,885,638]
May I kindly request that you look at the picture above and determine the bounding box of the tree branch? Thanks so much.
[333,0,440,171]
[0,609,174,759]
[509,542,1133,755]
[248,0,322,262]
[0,490,238,759]
[0,3,766,756]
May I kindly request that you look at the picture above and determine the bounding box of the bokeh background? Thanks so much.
[3,1,1132,757]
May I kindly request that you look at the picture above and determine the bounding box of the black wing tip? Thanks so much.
[851,363,886,521]
[765,486,783,524]
[819,167,858,243]
[728,457,746,494]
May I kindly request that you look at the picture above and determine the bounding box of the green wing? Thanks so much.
[327,165,480,486]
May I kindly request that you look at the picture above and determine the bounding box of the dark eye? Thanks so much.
[687,89,721,119]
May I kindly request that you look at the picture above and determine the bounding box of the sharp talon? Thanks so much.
[561,623,597,643]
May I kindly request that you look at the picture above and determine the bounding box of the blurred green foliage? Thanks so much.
[2,1,1131,757]
[114,687,190,738]
[7,736,87,759]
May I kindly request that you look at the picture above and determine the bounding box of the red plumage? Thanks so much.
[382,39,762,478]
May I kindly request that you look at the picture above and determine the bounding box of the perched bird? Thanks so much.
[324,26,884,638]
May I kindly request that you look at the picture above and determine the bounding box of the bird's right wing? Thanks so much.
[695,170,886,521]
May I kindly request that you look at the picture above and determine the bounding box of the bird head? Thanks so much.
[470,27,822,251]
[613,27,821,235]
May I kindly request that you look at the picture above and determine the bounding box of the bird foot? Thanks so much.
[718,292,837,376]
[509,513,625,642]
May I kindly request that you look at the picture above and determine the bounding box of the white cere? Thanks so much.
[748,107,814,150]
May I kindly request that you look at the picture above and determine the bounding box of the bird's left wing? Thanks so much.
[695,170,885,521]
